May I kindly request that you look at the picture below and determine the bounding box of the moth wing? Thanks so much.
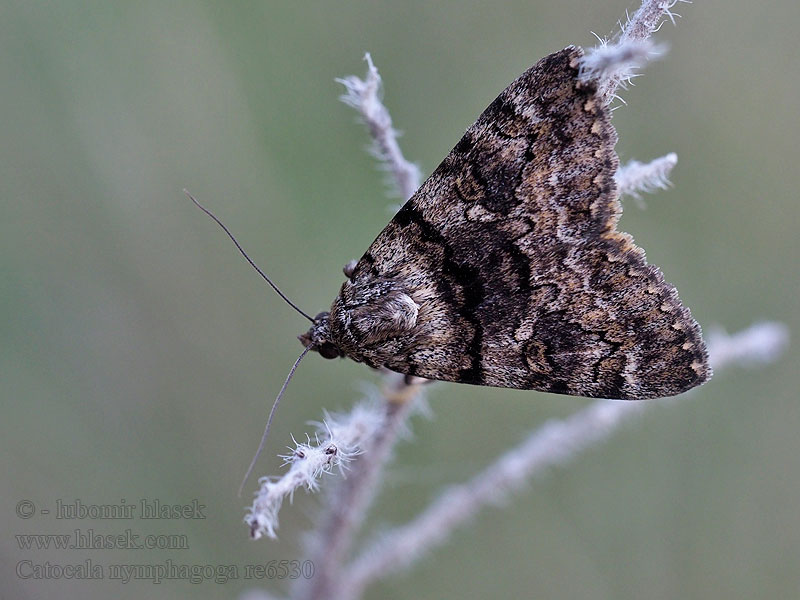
[348,46,710,399]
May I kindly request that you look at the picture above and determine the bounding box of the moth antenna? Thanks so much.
[184,189,314,323]
[237,344,312,497]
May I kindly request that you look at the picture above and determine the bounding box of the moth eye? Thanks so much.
[317,342,340,360]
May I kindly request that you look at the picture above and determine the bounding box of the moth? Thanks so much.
[189,46,712,491]
[296,46,711,400]
[192,45,710,418]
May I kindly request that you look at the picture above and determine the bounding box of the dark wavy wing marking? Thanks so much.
[350,46,710,399]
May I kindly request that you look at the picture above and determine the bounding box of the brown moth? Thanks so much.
[298,46,710,400]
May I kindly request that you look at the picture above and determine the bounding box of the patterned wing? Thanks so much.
[340,46,710,399]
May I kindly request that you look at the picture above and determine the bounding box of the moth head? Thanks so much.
[298,312,344,360]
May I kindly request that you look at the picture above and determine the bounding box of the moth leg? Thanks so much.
[343,259,358,279]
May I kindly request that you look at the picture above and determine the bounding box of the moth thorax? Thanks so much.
[298,311,343,359]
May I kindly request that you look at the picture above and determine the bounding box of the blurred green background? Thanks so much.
[2,1,798,599]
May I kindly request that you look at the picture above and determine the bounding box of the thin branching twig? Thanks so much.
[592,0,689,103]
[337,53,421,202]
[616,153,678,207]
[294,376,422,600]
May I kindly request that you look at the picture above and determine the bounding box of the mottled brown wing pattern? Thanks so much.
[331,46,710,399]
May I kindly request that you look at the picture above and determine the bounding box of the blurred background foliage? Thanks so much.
[2,1,798,599]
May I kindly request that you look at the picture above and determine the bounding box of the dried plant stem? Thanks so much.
[616,153,677,201]
[342,400,645,599]
[295,376,421,600]
[337,53,421,202]
[595,0,686,103]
